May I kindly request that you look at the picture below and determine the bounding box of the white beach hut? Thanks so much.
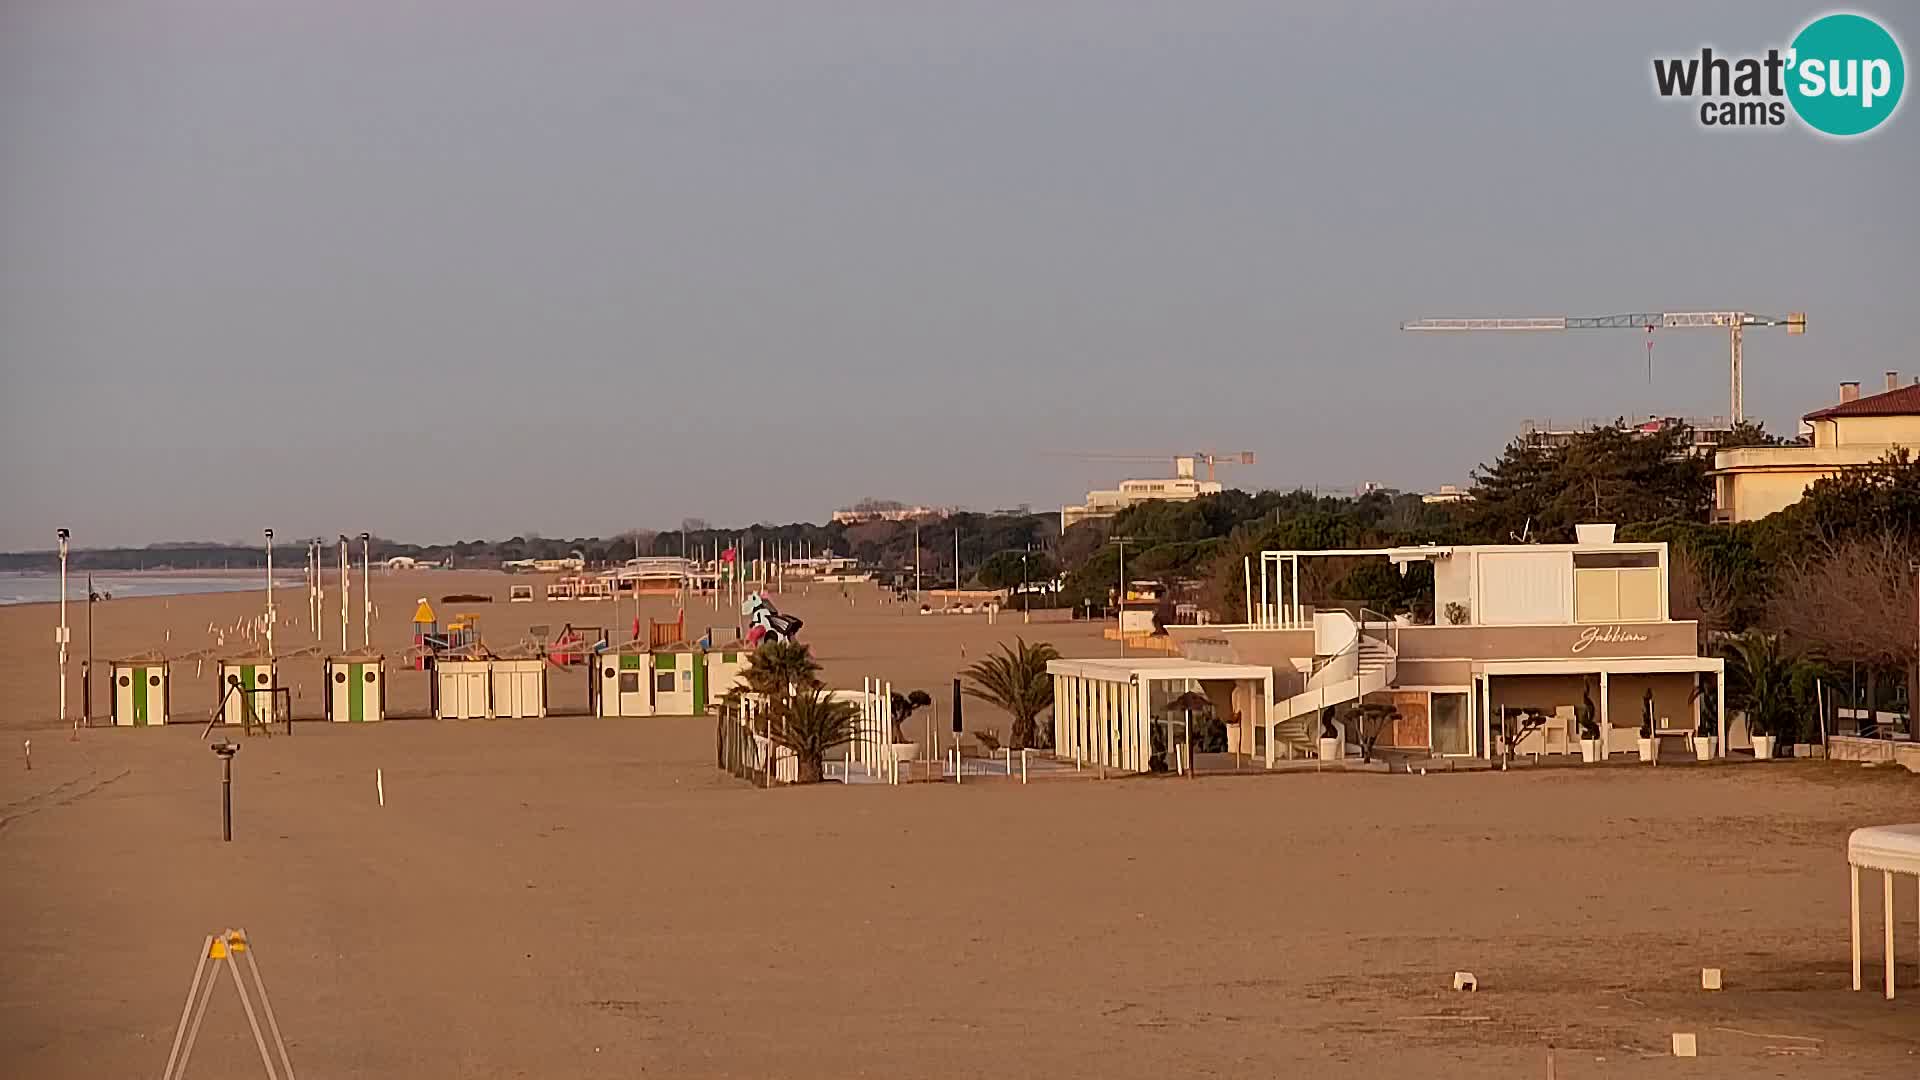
[110,651,170,727]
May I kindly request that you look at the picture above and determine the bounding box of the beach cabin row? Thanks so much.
[107,653,389,726]
[433,657,548,720]
[596,644,746,717]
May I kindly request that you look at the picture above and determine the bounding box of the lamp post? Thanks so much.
[56,529,69,730]
[360,532,372,648]
[1021,546,1030,624]
[338,535,350,652]
[264,529,274,658]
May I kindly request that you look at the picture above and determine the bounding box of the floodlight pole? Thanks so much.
[338,535,350,652]
[264,529,274,658]
[360,533,371,647]
[57,529,70,728]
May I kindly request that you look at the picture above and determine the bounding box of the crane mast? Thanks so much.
[1401,311,1805,424]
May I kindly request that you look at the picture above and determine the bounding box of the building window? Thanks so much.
[655,671,676,694]
[619,672,640,694]
[1574,566,1662,623]
[1573,551,1659,569]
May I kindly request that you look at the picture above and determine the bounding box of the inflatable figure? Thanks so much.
[742,592,804,647]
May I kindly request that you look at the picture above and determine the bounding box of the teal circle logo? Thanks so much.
[1787,13,1905,136]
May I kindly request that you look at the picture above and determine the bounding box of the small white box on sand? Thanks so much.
[1672,1033,1698,1057]
[1451,971,1477,991]
[1701,968,1722,990]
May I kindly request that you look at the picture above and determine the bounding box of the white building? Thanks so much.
[1061,456,1223,531]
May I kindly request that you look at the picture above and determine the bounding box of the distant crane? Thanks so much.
[1049,450,1256,484]
[1400,311,1806,425]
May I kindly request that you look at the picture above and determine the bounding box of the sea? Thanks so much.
[0,571,308,606]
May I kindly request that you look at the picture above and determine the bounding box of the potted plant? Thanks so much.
[1723,630,1817,762]
[1637,687,1656,763]
[1693,705,1716,761]
[889,689,933,763]
[1575,681,1602,763]
[1317,706,1341,762]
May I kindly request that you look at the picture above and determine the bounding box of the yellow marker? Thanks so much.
[208,940,227,959]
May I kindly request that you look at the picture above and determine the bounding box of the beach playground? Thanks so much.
[1,577,1917,1076]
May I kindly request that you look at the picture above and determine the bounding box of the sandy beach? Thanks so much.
[0,575,1916,1076]
[0,571,1118,733]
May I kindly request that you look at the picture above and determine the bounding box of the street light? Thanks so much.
[338,535,350,652]
[360,532,372,647]
[56,528,69,731]
[263,528,274,658]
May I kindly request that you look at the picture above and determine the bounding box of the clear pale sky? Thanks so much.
[2,1,1914,550]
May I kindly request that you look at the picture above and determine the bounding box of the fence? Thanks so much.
[714,694,801,785]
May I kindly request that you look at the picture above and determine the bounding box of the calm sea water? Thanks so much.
[0,572,306,606]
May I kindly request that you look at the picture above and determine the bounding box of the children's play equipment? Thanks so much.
[160,928,296,1080]
[111,652,171,727]
[218,657,277,727]
[409,599,436,670]
[324,651,385,723]
[741,592,802,647]
[597,643,746,717]
[546,623,607,667]
[649,610,686,648]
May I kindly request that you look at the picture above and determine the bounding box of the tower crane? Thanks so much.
[1048,450,1256,484]
[1400,311,1805,425]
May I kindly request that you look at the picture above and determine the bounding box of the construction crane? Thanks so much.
[1400,311,1805,425]
[1049,450,1256,484]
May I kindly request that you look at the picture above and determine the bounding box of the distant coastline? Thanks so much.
[0,570,307,607]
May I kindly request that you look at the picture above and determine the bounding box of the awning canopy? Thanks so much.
[1046,657,1274,684]
[1474,656,1723,677]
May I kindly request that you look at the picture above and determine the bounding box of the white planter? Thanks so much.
[1692,736,1716,761]
[1637,738,1655,763]
[1751,735,1775,760]
[890,742,919,764]
[1318,737,1342,762]
[1579,738,1602,763]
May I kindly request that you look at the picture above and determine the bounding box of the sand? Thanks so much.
[2,576,1918,1076]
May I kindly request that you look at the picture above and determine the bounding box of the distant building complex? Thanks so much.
[1519,416,1739,457]
[1061,456,1223,531]
[1710,373,1919,523]
[830,504,951,525]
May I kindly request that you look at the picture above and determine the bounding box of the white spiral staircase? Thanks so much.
[1267,609,1397,762]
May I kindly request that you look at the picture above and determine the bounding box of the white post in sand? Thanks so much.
[376,768,384,807]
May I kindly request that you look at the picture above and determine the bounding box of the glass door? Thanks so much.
[1431,692,1472,756]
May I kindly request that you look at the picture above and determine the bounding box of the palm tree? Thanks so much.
[765,686,861,783]
[741,640,821,702]
[1723,629,1818,744]
[961,637,1060,750]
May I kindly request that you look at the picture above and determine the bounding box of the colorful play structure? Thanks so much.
[741,592,802,647]
[410,599,482,670]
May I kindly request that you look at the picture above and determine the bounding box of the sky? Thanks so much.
[1,1,1914,550]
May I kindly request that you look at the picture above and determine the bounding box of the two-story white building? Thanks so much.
[1048,525,1728,772]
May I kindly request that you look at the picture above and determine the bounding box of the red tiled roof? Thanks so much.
[1804,382,1920,420]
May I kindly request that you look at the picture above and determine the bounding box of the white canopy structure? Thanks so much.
[1047,658,1273,773]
